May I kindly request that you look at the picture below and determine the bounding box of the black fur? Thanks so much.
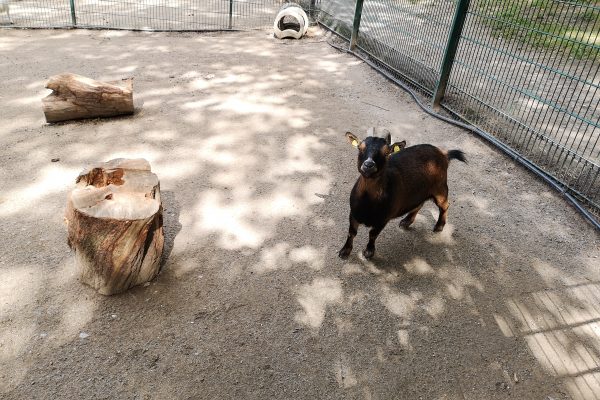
[448,150,467,163]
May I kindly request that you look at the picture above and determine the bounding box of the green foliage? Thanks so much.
[477,0,600,60]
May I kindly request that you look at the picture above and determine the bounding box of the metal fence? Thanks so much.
[0,0,289,30]
[316,0,600,226]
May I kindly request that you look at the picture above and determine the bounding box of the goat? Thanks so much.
[338,130,466,259]
[0,0,11,24]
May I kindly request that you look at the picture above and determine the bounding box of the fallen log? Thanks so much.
[42,73,134,123]
[65,158,164,295]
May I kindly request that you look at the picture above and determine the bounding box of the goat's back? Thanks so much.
[387,144,449,181]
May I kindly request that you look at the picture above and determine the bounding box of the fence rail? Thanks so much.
[315,0,600,227]
[0,0,289,30]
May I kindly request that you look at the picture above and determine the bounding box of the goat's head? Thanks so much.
[345,131,406,179]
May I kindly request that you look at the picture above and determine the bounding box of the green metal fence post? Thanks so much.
[309,0,316,19]
[432,0,470,109]
[69,0,77,26]
[228,0,233,29]
[349,0,365,51]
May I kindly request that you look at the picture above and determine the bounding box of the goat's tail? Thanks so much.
[447,150,467,164]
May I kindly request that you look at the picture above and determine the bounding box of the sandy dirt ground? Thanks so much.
[1,28,600,400]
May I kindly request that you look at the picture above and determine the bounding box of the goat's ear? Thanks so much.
[345,132,361,148]
[390,140,406,154]
[385,132,392,145]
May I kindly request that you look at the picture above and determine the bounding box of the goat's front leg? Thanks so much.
[338,214,359,259]
[363,224,385,259]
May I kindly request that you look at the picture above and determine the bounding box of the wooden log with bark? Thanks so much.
[65,158,164,295]
[42,73,134,123]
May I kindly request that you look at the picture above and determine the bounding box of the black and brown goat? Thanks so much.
[338,131,466,259]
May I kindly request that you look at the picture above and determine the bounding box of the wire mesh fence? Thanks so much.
[315,0,600,225]
[0,0,288,30]
[357,0,455,92]
[446,1,600,221]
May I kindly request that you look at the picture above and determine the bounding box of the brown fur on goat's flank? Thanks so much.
[424,160,443,176]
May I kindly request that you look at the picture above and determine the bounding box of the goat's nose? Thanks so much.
[363,159,375,169]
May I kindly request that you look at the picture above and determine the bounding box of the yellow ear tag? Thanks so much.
[393,145,401,153]
[352,140,358,147]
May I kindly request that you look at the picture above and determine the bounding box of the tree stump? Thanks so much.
[42,73,134,123]
[65,158,164,295]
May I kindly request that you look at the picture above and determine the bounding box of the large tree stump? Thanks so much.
[65,158,164,295]
[42,73,134,123]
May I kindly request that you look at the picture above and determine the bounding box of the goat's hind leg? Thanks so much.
[399,203,423,229]
[433,187,449,232]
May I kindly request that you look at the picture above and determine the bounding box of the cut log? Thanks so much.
[65,158,164,295]
[42,73,134,123]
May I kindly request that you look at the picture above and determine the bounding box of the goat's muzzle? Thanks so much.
[360,158,377,177]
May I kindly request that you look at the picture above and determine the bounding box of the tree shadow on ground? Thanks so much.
[160,190,182,271]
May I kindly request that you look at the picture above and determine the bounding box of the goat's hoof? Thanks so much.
[338,247,352,259]
[399,219,413,230]
[362,248,375,259]
[433,224,445,232]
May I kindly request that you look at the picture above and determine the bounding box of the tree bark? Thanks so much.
[65,158,164,295]
[42,73,134,123]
